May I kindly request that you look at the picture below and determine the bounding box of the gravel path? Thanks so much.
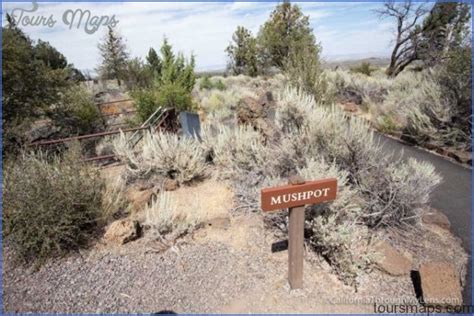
[3,240,255,313]
[3,211,467,313]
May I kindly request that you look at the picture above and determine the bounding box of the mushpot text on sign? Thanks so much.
[261,178,337,212]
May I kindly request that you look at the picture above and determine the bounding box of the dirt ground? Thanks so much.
[2,176,467,313]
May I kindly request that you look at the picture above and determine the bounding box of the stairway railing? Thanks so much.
[29,105,173,163]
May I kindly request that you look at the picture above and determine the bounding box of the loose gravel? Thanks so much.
[3,213,465,313]
[3,240,256,313]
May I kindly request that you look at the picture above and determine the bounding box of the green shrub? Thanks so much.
[199,76,213,90]
[51,85,103,135]
[199,76,227,91]
[3,145,105,264]
[436,46,472,148]
[132,88,157,122]
[133,83,193,122]
[214,79,226,91]
[350,62,375,76]
[156,83,194,112]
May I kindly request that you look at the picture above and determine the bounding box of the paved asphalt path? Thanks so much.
[376,133,472,305]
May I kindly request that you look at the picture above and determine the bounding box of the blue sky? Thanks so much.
[2,1,397,72]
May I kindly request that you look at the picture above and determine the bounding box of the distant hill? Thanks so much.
[322,57,390,70]
[195,57,391,76]
[196,70,226,77]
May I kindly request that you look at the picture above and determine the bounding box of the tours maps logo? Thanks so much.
[6,1,119,34]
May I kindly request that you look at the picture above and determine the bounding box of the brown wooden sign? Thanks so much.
[261,178,338,212]
[261,176,338,290]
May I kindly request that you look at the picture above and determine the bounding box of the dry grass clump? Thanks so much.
[3,145,105,264]
[101,175,130,220]
[144,191,202,238]
[113,131,208,185]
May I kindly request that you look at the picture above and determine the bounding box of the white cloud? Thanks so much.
[2,1,393,71]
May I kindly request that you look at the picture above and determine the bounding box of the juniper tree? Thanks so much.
[417,2,471,67]
[126,57,153,89]
[2,20,86,154]
[134,38,196,121]
[255,2,326,102]
[97,26,129,86]
[225,26,258,76]
[146,47,162,78]
[2,21,70,124]
[257,2,317,69]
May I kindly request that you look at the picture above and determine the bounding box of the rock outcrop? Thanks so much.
[373,240,412,276]
[104,219,142,244]
[237,91,278,141]
[419,262,462,306]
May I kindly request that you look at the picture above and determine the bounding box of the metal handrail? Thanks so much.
[29,126,151,146]
[28,104,172,164]
[127,106,168,148]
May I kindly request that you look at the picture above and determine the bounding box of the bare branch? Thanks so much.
[376,0,429,77]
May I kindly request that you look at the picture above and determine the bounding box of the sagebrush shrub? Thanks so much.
[327,67,471,151]
[270,87,442,284]
[144,191,201,238]
[276,87,441,228]
[3,146,104,264]
[350,62,375,76]
[299,159,368,286]
[356,158,442,227]
[113,131,208,185]
[202,123,268,177]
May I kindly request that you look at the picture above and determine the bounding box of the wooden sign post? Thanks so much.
[261,175,337,289]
